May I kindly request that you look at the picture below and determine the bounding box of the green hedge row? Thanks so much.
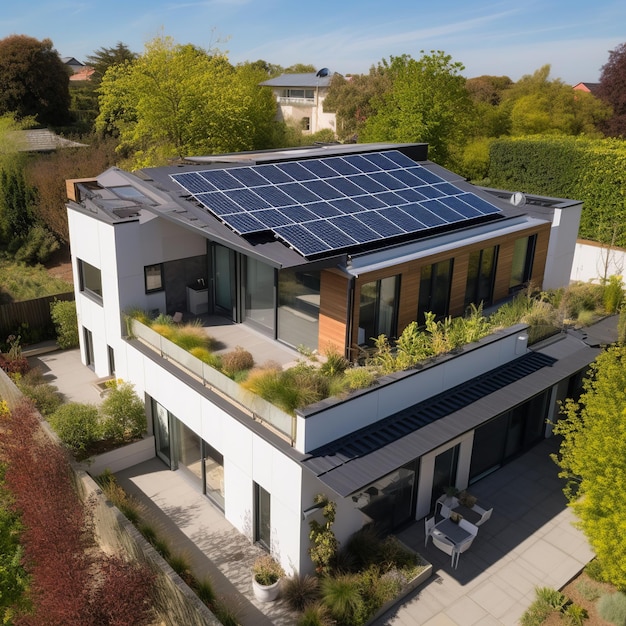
[488,136,626,247]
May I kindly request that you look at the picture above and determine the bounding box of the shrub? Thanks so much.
[602,275,624,314]
[48,402,100,453]
[99,380,146,442]
[535,586,567,611]
[308,495,338,576]
[320,349,348,377]
[189,346,221,368]
[0,353,29,376]
[168,553,193,584]
[342,366,376,391]
[321,573,365,625]
[576,578,602,601]
[193,577,217,607]
[598,592,626,625]
[170,323,211,351]
[585,558,608,582]
[282,574,320,611]
[297,603,333,626]
[220,346,254,376]
[563,602,588,626]
[50,299,79,348]
[14,368,63,416]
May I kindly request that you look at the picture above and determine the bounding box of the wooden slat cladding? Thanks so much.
[318,270,350,354]
[493,223,551,301]
[336,223,551,356]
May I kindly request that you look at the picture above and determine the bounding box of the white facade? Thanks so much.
[570,239,626,285]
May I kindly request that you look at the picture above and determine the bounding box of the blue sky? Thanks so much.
[2,0,624,84]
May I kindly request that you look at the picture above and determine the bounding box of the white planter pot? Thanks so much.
[252,576,280,602]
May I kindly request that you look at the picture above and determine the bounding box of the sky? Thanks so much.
[1,0,625,84]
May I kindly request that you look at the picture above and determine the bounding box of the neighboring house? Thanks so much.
[66,142,608,575]
[70,66,95,82]
[573,82,600,95]
[61,56,85,74]
[260,69,337,135]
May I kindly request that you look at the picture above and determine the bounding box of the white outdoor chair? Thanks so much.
[424,516,436,547]
[458,518,479,537]
[453,535,476,568]
[431,532,456,568]
[475,507,493,526]
[436,494,459,519]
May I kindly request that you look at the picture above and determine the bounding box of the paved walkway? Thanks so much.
[29,347,596,626]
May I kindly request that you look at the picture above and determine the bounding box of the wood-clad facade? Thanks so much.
[316,221,551,359]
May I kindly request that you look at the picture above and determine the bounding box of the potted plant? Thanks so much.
[252,553,285,602]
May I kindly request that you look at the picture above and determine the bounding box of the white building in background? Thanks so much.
[260,69,337,136]
[66,142,614,575]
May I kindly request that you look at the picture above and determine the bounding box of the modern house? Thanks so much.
[66,142,609,575]
[260,70,337,136]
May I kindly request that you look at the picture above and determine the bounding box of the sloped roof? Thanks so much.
[10,129,88,152]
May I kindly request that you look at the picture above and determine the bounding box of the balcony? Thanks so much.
[276,96,315,105]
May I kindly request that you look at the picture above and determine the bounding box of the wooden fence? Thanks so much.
[0,291,75,340]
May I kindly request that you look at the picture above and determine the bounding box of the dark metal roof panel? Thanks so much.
[302,335,607,497]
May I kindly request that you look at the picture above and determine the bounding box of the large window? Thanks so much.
[464,246,498,309]
[278,269,320,350]
[359,275,399,345]
[282,88,314,100]
[418,260,453,325]
[509,235,537,291]
[78,259,102,302]
[243,257,275,333]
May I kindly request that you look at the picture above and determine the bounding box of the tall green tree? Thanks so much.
[96,35,279,167]
[359,51,475,166]
[86,42,138,85]
[553,344,626,590]
[597,42,626,137]
[323,67,393,141]
[0,35,71,126]
[499,65,609,136]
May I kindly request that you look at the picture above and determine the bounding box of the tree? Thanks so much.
[553,344,626,590]
[597,42,626,137]
[0,35,71,126]
[96,35,279,167]
[360,51,475,166]
[323,67,393,141]
[85,42,138,85]
[499,65,610,137]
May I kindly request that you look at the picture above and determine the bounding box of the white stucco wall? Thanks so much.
[543,204,583,290]
[570,240,626,285]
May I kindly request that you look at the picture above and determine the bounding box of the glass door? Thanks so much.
[153,400,175,470]
[213,244,236,319]
[431,444,459,509]
[243,257,275,334]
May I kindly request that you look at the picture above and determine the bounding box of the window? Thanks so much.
[254,483,271,550]
[78,259,102,302]
[418,260,453,325]
[278,269,320,350]
[301,117,310,131]
[83,327,94,367]
[144,264,164,293]
[464,246,498,308]
[282,88,314,100]
[509,235,536,291]
[359,275,399,345]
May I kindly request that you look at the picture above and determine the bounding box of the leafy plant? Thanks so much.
[308,494,338,576]
[48,402,100,453]
[50,299,79,348]
[99,379,146,442]
[563,602,588,626]
[535,586,567,611]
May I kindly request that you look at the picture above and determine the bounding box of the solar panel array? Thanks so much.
[170,150,502,257]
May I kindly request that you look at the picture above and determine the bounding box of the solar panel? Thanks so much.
[274,223,331,256]
[170,149,504,258]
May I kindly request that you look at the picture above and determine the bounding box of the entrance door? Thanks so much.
[431,444,459,509]
[153,400,175,470]
[213,244,236,319]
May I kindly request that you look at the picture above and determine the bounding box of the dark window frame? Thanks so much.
[144,263,164,293]
[78,259,103,304]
